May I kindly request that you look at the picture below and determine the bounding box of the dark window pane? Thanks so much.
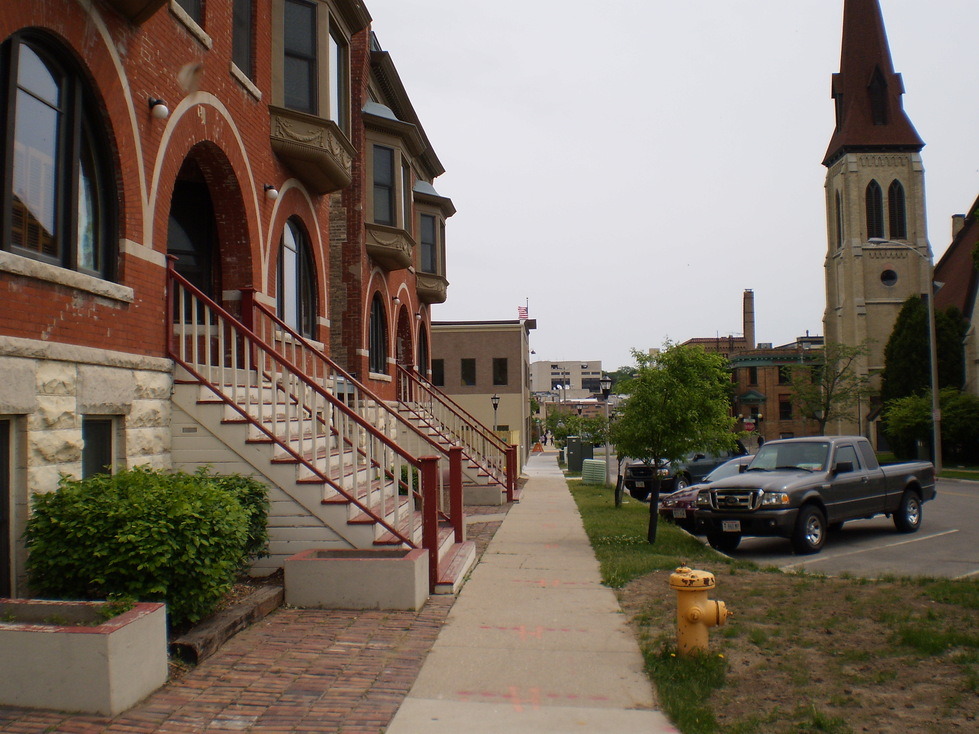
[461,358,476,386]
[432,358,444,386]
[420,214,436,272]
[82,418,113,478]
[232,0,254,76]
[493,358,508,386]
[866,181,884,239]
[369,295,387,374]
[284,0,316,113]
[888,180,907,239]
[373,146,395,225]
[175,0,202,23]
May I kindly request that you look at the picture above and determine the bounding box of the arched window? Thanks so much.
[888,180,907,240]
[865,180,884,240]
[835,191,844,249]
[277,219,316,337]
[368,293,387,374]
[1,32,115,278]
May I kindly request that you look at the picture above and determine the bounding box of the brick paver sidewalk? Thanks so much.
[0,510,508,733]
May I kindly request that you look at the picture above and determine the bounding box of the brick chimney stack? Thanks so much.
[743,290,755,349]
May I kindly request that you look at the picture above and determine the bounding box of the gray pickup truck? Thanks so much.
[694,436,935,555]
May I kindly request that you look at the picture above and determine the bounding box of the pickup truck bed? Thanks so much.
[694,436,935,554]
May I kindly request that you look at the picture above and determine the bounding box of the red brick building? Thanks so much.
[0,0,481,597]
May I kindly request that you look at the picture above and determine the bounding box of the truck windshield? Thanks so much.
[747,442,830,472]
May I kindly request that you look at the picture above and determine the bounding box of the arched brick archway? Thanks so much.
[166,142,251,307]
[395,306,413,368]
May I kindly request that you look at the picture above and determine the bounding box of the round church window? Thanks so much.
[880,269,898,287]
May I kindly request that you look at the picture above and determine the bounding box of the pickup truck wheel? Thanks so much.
[894,491,922,533]
[792,505,826,555]
[673,475,689,492]
[707,531,741,553]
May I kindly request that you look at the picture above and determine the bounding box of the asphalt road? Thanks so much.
[722,478,979,579]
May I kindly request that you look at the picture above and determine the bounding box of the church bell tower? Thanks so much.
[822,0,931,435]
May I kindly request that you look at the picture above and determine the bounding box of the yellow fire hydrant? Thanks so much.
[669,566,732,656]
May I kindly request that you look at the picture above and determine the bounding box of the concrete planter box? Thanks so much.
[284,548,428,610]
[0,599,168,715]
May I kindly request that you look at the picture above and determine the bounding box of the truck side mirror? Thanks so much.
[834,461,854,474]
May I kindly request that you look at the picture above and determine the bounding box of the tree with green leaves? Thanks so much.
[879,296,966,405]
[610,344,738,543]
[883,388,979,463]
[606,365,638,392]
[788,341,873,435]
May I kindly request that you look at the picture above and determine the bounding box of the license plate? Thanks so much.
[721,520,741,532]
[672,509,687,519]
[635,481,645,488]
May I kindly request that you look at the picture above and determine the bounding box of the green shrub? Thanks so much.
[197,468,270,562]
[24,467,267,628]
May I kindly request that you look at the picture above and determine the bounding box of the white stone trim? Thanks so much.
[0,251,134,304]
[230,63,262,100]
[119,239,167,267]
[168,1,213,48]
[0,336,172,373]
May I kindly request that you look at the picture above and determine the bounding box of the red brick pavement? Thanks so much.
[0,511,509,733]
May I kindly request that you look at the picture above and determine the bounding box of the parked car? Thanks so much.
[658,455,753,532]
[624,440,748,501]
[695,436,936,555]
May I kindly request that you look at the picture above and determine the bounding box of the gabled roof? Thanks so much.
[934,194,979,318]
[823,0,924,166]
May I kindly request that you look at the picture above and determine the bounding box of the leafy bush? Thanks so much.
[197,468,270,562]
[24,467,268,628]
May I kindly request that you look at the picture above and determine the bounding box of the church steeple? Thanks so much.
[823,0,924,166]
[821,0,932,440]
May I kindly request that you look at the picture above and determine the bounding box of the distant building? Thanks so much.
[730,336,825,447]
[430,320,536,463]
[530,360,604,400]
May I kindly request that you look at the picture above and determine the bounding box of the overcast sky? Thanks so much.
[365,0,979,371]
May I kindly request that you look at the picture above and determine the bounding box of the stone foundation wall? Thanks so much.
[0,337,173,595]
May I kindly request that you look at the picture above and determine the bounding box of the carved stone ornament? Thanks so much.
[269,106,355,195]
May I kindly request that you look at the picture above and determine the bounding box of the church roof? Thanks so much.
[823,0,924,166]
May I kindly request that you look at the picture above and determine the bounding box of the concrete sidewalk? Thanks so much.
[387,451,678,733]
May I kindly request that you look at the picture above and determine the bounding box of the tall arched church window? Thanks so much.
[865,180,884,240]
[277,219,316,338]
[368,293,387,374]
[835,191,844,249]
[1,33,115,278]
[888,180,907,240]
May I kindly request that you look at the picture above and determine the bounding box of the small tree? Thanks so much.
[611,344,738,543]
[789,341,873,434]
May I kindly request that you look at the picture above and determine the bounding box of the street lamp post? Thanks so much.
[491,393,500,433]
[867,238,942,474]
[600,376,612,486]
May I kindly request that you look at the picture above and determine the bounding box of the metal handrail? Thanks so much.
[166,265,431,548]
[244,291,462,529]
[397,365,509,488]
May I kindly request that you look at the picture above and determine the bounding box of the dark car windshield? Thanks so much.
[748,442,829,473]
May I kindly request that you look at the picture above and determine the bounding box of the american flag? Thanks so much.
[517,305,529,320]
